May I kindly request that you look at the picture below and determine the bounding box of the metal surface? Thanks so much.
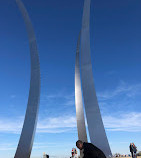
[80,0,112,157]
[75,32,88,158]
[14,0,40,158]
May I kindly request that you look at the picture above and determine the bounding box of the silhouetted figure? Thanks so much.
[133,143,137,158]
[43,154,49,158]
[76,140,106,158]
[129,143,134,158]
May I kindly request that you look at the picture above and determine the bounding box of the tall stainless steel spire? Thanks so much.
[80,0,112,157]
[14,0,40,158]
[75,32,88,157]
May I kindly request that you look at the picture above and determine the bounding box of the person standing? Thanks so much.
[129,143,134,158]
[43,153,49,158]
[70,148,78,158]
[133,143,137,158]
[76,140,106,158]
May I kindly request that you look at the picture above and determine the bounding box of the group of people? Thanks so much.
[70,140,107,158]
[70,148,78,158]
[45,141,138,158]
[73,140,138,158]
[43,153,49,158]
[129,143,137,158]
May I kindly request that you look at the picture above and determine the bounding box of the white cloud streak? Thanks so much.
[37,116,76,133]
[97,81,141,100]
[0,115,77,134]
[0,142,59,151]
[42,91,75,107]
[104,112,141,132]
[0,112,141,134]
[1,82,141,134]
[10,95,16,99]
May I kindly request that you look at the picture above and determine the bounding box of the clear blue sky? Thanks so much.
[0,0,141,158]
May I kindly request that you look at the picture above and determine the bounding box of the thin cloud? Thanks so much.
[106,70,117,76]
[97,81,141,101]
[103,112,141,132]
[37,115,77,133]
[42,92,75,107]
[0,115,77,134]
[10,95,16,99]
[0,112,141,133]
[0,117,23,134]
[0,147,16,151]
[0,143,17,151]
[0,142,59,151]
[1,81,141,134]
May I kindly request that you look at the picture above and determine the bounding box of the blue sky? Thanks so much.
[0,0,141,157]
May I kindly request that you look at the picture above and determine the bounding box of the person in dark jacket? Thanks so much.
[129,143,134,158]
[76,140,106,158]
[133,143,137,158]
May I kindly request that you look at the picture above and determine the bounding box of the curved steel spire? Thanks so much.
[14,0,40,158]
[75,32,88,157]
[80,0,112,157]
